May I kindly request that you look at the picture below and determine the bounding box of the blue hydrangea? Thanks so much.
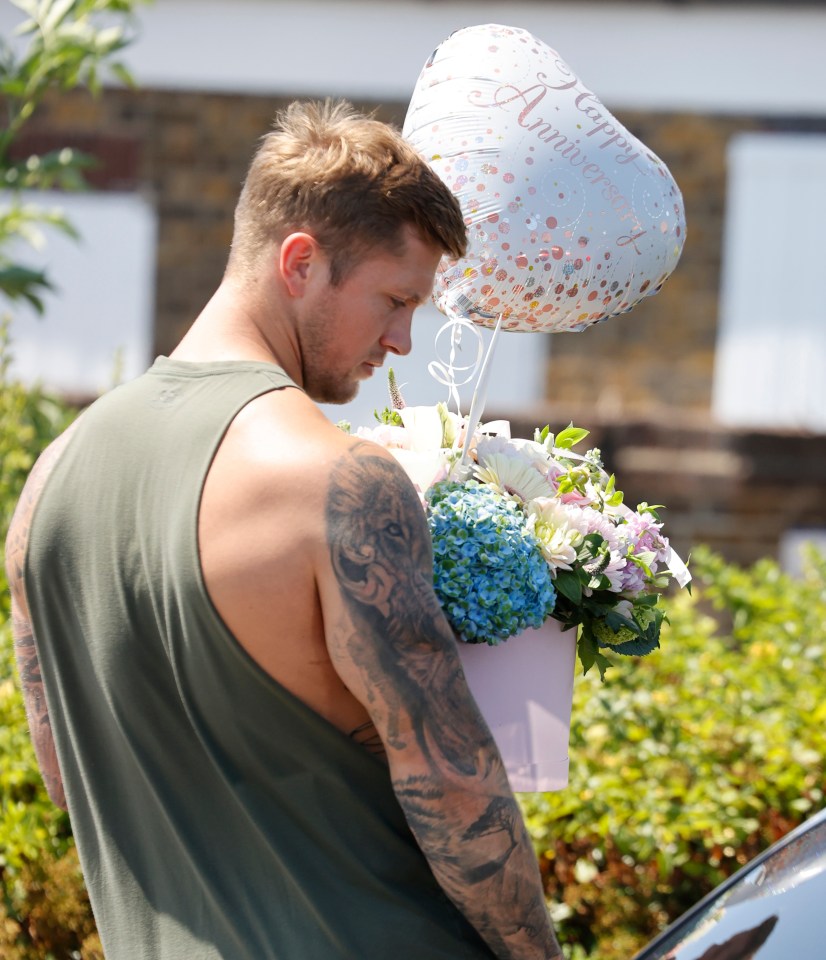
[426,480,557,645]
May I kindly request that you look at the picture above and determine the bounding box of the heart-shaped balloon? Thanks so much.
[403,23,686,333]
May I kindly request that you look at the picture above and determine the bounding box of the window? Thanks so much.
[713,133,826,431]
[8,190,156,397]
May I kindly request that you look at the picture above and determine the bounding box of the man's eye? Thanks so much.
[389,297,406,310]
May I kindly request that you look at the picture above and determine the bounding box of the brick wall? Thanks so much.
[23,88,825,410]
[18,88,402,355]
[14,86,826,565]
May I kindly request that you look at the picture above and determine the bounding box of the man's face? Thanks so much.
[297,226,443,404]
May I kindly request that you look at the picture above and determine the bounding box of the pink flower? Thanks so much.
[356,424,411,449]
[625,511,671,565]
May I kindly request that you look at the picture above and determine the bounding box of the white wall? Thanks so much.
[4,1,825,115]
[7,191,157,397]
[114,1,826,116]
[3,0,825,410]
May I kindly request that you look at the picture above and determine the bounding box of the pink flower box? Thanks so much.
[456,619,576,793]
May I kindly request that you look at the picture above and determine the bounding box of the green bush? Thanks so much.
[0,331,89,958]
[3,352,825,957]
[1,3,150,952]
[521,543,826,959]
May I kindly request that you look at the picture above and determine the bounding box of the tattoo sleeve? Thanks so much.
[326,444,561,960]
[4,430,78,812]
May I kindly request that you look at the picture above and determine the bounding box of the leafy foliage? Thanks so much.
[0,326,84,957]
[1,0,147,314]
[0,2,146,954]
[528,424,680,680]
[520,544,826,959]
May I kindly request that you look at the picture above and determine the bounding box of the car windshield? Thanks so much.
[635,811,826,959]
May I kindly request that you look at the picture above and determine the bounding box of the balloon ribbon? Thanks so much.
[461,315,503,465]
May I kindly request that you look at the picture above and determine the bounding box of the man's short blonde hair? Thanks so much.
[228,99,467,283]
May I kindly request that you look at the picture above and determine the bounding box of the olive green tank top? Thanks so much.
[25,357,493,960]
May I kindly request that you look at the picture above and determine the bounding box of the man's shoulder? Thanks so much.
[230,389,405,485]
[204,391,417,551]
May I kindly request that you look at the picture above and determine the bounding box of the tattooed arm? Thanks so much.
[322,442,562,960]
[4,424,80,811]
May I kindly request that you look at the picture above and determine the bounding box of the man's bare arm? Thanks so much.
[324,443,561,960]
[4,424,80,811]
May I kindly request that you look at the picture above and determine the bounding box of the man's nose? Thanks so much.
[381,311,413,357]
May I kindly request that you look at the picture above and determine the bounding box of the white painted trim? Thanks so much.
[2,2,825,115]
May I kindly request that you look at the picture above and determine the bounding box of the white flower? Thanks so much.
[475,453,555,503]
[526,498,585,571]
[474,436,559,502]
[399,405,445,452]
[384,406,470,494]
[478,434,560,471]
[390,447,453,496]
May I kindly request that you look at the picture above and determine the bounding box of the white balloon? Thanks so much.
[404,23,686,333]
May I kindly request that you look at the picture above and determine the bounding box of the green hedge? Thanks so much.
[0,352,92,959]
[521,543,826,959]
[1,365,824,956]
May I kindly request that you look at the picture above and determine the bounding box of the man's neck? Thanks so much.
[169,278,303,386]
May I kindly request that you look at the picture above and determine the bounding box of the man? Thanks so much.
[6,100,562,959]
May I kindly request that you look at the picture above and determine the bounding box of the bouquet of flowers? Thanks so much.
[346,373,690,680]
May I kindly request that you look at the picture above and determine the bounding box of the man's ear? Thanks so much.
[280,232,324,297]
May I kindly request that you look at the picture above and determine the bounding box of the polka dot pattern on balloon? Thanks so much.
[403,23,686,334]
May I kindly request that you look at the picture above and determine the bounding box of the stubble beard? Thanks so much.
[299,307,360,405]
[305,368,360,405]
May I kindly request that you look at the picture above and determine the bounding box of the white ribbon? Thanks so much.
[427,315,486,415]
[666,547,692,588]
[461,315,503,464]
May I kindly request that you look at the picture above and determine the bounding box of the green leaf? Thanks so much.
[108,59,135,88]
[0,264,54,311]
[373,406,402,426]
[628,550,657,577]
[554,423,589,449]
[42,0,77,34]
[577,628,612,680]
[12,16,38,37]
[599,633,660,658]
[577,630,597,674]
[603,609,640,634]
[604,473,616,497]
[2,148,95,191]
[95,25,127,51]
[554,569,582,605]
[20,287,47,312]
